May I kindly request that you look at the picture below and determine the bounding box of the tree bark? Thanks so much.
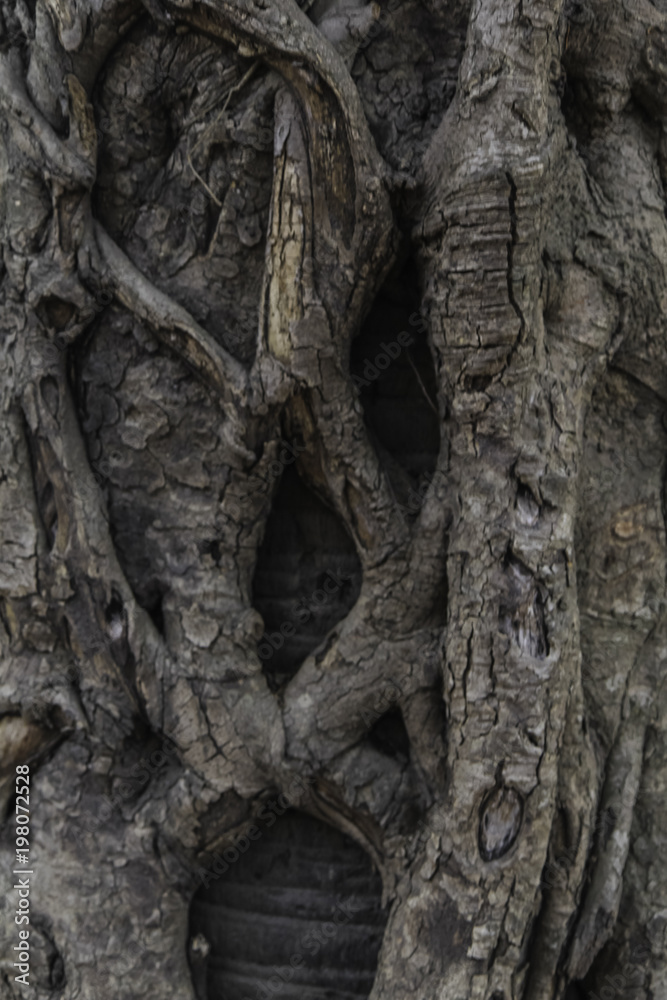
[0,0,666,998]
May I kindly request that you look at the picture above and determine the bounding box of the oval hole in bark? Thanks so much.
[498,554,548,659]
[189,810,388,1000]
[368,706,410,762]
[252,466,362,690]
[478,785,524,862]
[36,295,76,332]
[350,254,439,513]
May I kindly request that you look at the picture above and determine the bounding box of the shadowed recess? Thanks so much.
[367,706,410,763]
[189,810,388,1000]
[93,20,274,366]
[252,466,362,690]
[350,254,439,513]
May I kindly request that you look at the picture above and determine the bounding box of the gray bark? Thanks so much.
[0,0,666,997]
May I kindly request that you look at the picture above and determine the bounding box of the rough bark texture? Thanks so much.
[0,0,666,998]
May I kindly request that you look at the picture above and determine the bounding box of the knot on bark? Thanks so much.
[478,785,523,862]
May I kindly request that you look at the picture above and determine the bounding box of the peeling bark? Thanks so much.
[1,0,666,998]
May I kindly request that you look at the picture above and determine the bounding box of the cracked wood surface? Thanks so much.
[0,0,666,997]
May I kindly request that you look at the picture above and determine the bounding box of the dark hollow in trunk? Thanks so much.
[350,254,440,510]
[189,810,388,1000]
[252,467,362,690]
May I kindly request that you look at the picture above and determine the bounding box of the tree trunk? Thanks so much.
[1,0,666,997]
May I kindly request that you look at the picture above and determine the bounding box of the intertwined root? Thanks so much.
[1,0,666,997]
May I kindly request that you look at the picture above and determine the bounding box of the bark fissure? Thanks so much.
[1,0,666,997]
